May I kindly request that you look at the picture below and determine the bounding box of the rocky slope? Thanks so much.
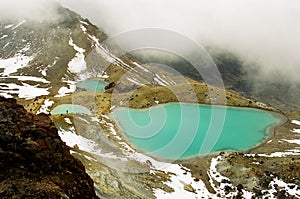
[135,48,300,112]
[0,96,98,198]
[0,3,107,98]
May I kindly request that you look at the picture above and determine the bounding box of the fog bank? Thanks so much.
[58,0,300,82]
[0,0,59,21]
[1,0,299,82]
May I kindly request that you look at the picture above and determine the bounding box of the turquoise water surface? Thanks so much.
[77,79,107,92]
[51,104,91,115]
[112,103,283,160]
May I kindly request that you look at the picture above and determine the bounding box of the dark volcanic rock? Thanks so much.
[0,97,99,198]
[105,82,116,90]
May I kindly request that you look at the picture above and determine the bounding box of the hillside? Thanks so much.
[0,4,106,98]
[0,96,98,198]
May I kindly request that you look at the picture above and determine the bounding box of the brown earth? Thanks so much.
[0,96,99,198]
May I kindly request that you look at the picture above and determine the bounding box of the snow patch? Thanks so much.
[40,59,58,77]
[110,105,116,111]
[64,118,72,125]
[88,34,136,73]
[154,164,214,199]
[208,156,254,198]
[4,24,14,29]
[41,70,46,76]
[2,76,49,83]
[292,120,300,126]
[58,126,128,161]
[246,149,300,157]
[116,141,133,152]
[0,83,49,100]
[0,35,8,40]
[20,44,31,53]
[78,117,90,124]
[153,77,167,86]
[132,62,150,72]
[37,99,54,114]
[12,20,26,29]
[55,80,76,97]
[58,127,97,152]
[292,129,300,134]
[115,136,122,141]
[282,139,300,145]
[56,86,75,97]
[90,35,133,71]
[95,44,116,64]
[0,55,34,76]
[68,38,86,73]
[80,24,87,32]
[265,178,300,198]
[155,74,172,86]
[2,42,10,49]
[91,116,99,122]
[126,152,217,198]
[127,77,145,86]
[79,20,89,26]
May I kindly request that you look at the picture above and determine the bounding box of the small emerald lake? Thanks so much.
[112,103,285,160]
[51,104,91,115]
[77,79,107,92]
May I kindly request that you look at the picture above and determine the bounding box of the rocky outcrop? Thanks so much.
[0,96,99,198]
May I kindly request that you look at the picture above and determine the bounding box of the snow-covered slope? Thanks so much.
[0,6,108,99]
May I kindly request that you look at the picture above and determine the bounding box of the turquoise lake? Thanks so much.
[77,79,107,92]
[51,104,91,115]
[112,103,284,160]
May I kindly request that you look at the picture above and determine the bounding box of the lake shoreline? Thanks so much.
[111,102,287,161]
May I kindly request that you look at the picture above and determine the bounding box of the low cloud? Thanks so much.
[1,0,299,82]
[0,0,59,21]
[58,0,300,83]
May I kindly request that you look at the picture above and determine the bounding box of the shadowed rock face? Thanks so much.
[0,96,99,198]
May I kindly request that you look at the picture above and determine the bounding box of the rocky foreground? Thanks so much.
[0,96,98,198]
